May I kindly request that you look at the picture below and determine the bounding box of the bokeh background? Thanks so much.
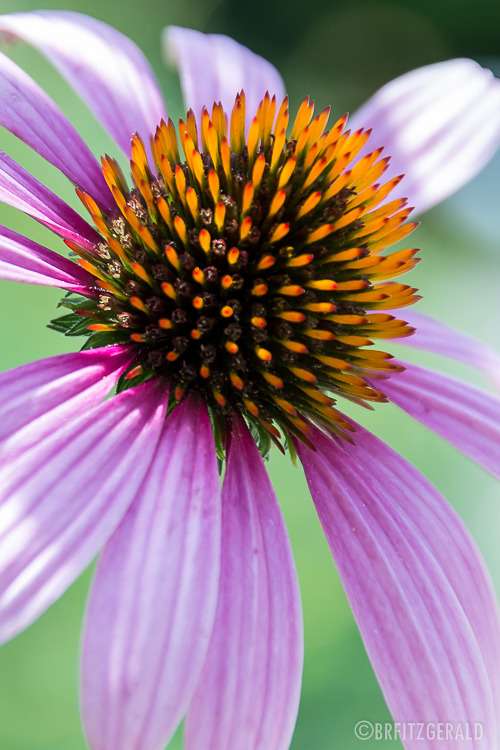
[0,0,499,748]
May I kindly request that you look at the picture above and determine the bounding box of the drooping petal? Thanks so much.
[0,10,166,155]
[0,151,100,251]
[393,309,500,389]
[0,50,111,206]
[185,416,303,750]
[0,225,95,291]
[81,397,220,750]
[297,424,500,749]
[0,380,166,645]
[383,361,500,480]
[350,58,500,215]
[164,26,285,124]
[0,345,132,454]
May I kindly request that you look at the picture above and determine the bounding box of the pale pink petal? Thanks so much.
[297,424,500,749]
[350,59,500,215]
[383,361,500,480]
[0,11,166,155]
[164,26,285,124]
[186,416,303,750]
[0,50,111,206]
[394,309,500,390]
[0,225,95,291]
[0,380,166,645]
[0,345,132,455]
[0,151,100,251]
[81,397,220,750]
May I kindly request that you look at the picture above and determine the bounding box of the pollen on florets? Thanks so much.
[52,91,420,449]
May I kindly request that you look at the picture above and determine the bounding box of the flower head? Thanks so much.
[63,92,419,449]
[1,10,500,750]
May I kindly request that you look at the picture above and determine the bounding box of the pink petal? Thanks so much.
[394,309,500,390]
[81,397,220,750]
[0,379,166,645]
[0,150,100,251]
[383,361,500,480]
[164,26,285,124]
[0,11,166,155]
[350,59,500,215]
[0,225,95,291]
[0,345,132,454]
[186,416,303,750]
[297,424,500,748]
[0,50,111,207]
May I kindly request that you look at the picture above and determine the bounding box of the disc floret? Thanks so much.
[54,92,420,447]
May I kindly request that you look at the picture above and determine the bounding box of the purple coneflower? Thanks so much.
[1,10,500,750]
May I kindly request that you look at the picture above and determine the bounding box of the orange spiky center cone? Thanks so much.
[59,91,420,449]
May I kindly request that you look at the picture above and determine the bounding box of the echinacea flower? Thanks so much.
[1,9,500,750]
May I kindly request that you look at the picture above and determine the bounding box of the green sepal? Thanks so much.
[284,429,299,466]
[206,403,226,463]
[245,417,273,461]
[56,291,93,312]
[213,422,226,464]
[80,331,130,350]
[115,364,155,393]
[47,312,93,337]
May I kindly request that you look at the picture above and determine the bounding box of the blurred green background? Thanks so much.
[0,0,499,748]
